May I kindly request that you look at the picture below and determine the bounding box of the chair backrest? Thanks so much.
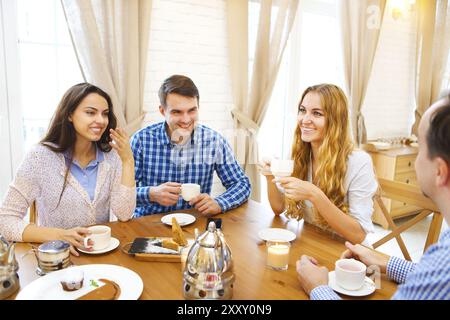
[29,201,37,224]
[373,178,443,261]
[377,178,439,212]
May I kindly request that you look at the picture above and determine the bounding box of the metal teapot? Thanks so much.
[0,235,20,299]
[183,221,234,299]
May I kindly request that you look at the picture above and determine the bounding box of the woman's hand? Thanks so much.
[56,227,92,256]
[109,128,134,164]
[275,177,320,202]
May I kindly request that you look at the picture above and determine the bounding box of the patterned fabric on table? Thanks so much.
[131,122,251,216]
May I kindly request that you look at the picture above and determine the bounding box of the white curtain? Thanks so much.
[338,0,387,145]
[412,0,450,135]
[226,0,299,201]
[61,0,152,134]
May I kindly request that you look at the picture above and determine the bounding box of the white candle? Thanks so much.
[267,243,290,270]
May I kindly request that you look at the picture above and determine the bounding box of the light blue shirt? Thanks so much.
[64,146,105,201]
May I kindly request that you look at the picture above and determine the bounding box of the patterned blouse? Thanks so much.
[0,144,136,241]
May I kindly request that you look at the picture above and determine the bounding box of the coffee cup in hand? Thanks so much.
[83,225,111,251]
[270,159,294,177]
[181,183,201,201]
[334,258,367,291]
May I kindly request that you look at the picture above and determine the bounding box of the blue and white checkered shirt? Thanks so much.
[310,228,450,300]
[131,122,251,217]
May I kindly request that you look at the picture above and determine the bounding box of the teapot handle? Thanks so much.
[21,246,38,260]
[194,228,199,240]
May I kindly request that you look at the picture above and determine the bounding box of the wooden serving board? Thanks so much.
[134,253,181,263]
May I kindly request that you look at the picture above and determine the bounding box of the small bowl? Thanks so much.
[371,142,391,150]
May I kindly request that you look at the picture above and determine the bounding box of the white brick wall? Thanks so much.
[143,0,233,131]
[142,0,234,195]
[363,9,417,140]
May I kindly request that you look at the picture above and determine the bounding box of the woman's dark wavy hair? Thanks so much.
[41,82,116,153]
[427,92,450,164]
[40,83,117,209]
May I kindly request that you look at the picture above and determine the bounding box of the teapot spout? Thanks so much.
[7,243,19,272]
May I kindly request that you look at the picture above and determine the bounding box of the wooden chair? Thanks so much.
[29,201,37,224]
[373,178,444,261]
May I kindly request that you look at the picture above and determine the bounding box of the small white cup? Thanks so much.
[271,159,294,177]
[83,225,111,251]
[181,183,201,201]
[334,259,367,291]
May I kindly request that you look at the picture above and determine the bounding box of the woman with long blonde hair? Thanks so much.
[260,84,377,244]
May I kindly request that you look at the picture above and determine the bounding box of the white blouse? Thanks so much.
[283,150,378,244]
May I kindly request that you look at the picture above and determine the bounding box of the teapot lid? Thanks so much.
[197,221,220,248]
[38,240,70,254]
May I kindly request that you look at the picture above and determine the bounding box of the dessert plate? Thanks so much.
[161,213,196,226]
[16,264,143,300]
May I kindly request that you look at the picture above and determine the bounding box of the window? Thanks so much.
[17,0,83,151]
[362,1,418,139]
[0,0,82,197]
[255,0,343,161]
[0,0,16,197]
[253,0,342,202]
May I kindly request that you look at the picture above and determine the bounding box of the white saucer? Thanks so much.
[78,237,120,254]
[328,271,376,297]
[258,228,296,242]
[161,213,196,227]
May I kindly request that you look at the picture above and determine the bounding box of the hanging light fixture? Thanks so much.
[389,0,416,20]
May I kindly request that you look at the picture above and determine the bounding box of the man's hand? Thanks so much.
[189,193,222,216]
[341,241,390,274]
[149,182,181,206]
[296,255,329,296]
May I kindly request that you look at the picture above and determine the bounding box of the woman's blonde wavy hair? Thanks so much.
[285,84,354,229]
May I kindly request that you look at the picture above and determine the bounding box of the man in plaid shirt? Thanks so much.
[131,75,251,217]
[296,93,450,300]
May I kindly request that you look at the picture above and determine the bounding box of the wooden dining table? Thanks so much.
[11,200,397,300]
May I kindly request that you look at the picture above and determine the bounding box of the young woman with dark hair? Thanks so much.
[0,83,136,255]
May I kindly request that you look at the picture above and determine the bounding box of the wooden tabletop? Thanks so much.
[11,200,397,300]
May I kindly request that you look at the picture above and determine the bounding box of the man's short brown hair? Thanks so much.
[158,75,200,108]
[427,92,450,164]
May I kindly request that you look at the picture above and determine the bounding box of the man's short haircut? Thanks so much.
[158,75,200,108]
[427,92,450,164]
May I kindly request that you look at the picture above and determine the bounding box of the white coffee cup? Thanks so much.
[181,183,201,201]
[271,159,294,177]
[83,225,111,251]
[334,258,367,291]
